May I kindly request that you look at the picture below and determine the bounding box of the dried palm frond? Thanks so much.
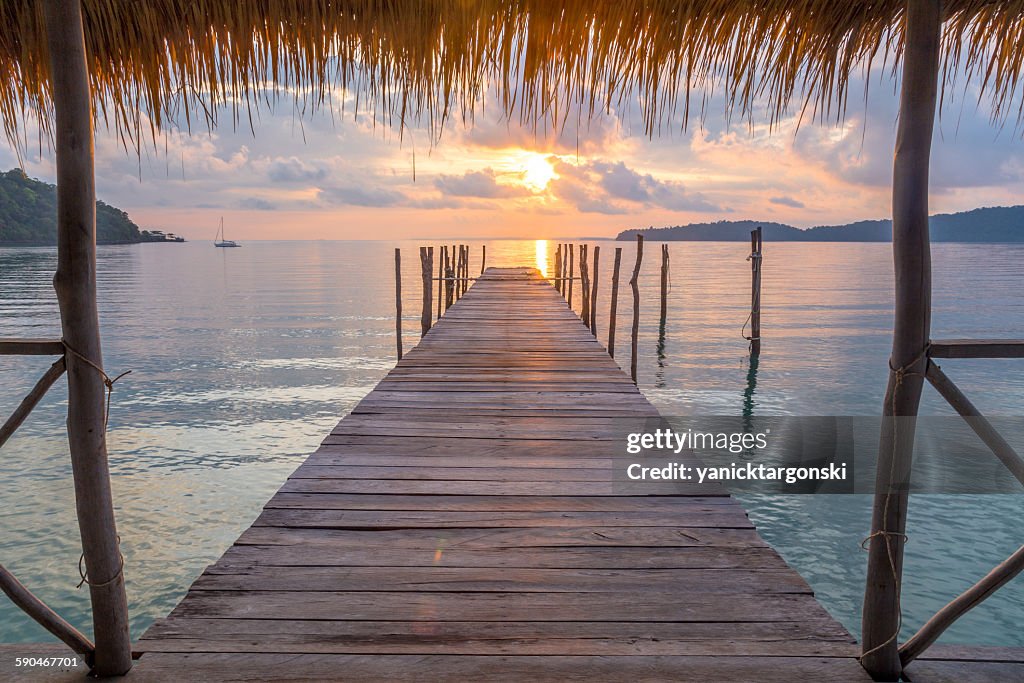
[0,1,1022,149]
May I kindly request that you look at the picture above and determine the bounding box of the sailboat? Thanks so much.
[214,217,241,248]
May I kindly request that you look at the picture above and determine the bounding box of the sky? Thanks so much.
[2,71,1023,241]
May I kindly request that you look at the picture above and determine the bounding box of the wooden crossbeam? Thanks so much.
[930,339,1024,359]
[0,339,65,355]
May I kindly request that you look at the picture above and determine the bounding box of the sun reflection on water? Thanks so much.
[535,239,549,277]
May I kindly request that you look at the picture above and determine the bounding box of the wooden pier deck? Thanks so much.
[125,268,955,680]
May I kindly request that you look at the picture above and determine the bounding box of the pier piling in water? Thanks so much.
[395,248,403,358]
[609,247,622,357]
[747,228,763,356]
[660,244,669,325]
[590,245,600,337]
[629,235,644,384]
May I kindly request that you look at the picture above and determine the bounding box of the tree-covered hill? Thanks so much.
[618,205,1024,242]
[0,168,142,244]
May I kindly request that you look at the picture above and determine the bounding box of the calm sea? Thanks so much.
[1,239,1022,646]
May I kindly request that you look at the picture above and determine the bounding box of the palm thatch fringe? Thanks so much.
[2,1,1023,149]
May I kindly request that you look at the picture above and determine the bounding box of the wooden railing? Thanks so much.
[893,340,1024,667]
[394,237,764,383]
[0,339,96,664]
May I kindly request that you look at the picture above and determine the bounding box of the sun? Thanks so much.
[520,155,557,191]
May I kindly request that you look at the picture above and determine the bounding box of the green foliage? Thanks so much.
[0,168,142,244]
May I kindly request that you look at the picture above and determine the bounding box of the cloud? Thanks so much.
[434,168,532,199]
[239,197,277,210]
[267,156,327,183]
[770,196,805,208]
[549,158,721,215]
[318,184,406,207]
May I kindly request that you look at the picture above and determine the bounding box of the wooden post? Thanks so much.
[395,248,403,359]
[445,257,454,310]
[629,235,644,384]
[590,246,600,337]
[749,228,762,355]
[0,358,66,449]
[419,247,433,338]
[660,244,669,324]
[458,245,464,296]
[568,244,575,309]
[43,0,132,674]
[926,363,1024,485]
[609,247,622,357]
[899,544,1024,667]
[557,244,565,294]
[0,564,94,660]
[565,245,573,299]
[461,245,467,296]
[437,245,444,318]
[580,244,590,326]
[861,1,941,680]
[449,244,456,301]
[481,244,486,275]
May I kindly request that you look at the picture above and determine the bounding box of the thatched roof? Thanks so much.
[2,1,1023,147]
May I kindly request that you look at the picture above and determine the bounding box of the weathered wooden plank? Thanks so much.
[235,525,765,549]
[253,508,754,529]
[168,590,831,623]
[279,478,721,496]
[130,653,875,681]
[215,544,793,570]
[192,565,804,593]
[139,619,853,656]
[264,492,740,511]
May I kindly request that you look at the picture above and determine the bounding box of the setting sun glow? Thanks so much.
[520,155,557,191]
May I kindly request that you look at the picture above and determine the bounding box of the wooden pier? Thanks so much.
[124,268,1017,681]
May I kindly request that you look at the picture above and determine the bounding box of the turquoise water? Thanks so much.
[1,239,1022,646]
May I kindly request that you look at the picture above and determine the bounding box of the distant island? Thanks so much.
[617,205,1024,242]
[0,168,182,245]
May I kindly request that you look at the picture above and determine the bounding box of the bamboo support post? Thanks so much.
[481,244,486,275]
[394,249,403,359]
[748,228,762,355]
[0,564,95,661]
[629,235,644,384]
[609,247,622,357]
[660,244,669,324]
[590,246,600,337]
[568,244,575,309]
[899,545,1024,667]
[437,246,444,318]
[580,244,590,326]
[44,0,133,673]
[925,362,1024,486]
[861,2,941,679]
[420,247,434,338]
[0,357,66,450]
